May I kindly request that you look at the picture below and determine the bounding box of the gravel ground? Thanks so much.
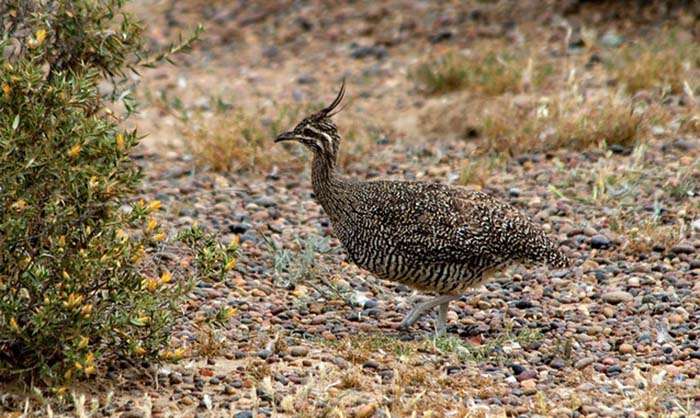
[2,1,698,417]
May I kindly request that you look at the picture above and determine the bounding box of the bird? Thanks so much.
[275,81,571,336]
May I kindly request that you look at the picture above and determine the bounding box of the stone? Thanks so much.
[520,379,537,395]
[668,313,684,325]
[590,234,612,249]
[353,404,376,418]
[602,290,633,304]
[670,242,695,255]
[600,30,624,47]
[257,349,272,360]
[549,357,566,369]
[515,299,534,309]
[362,360,380,370]
[289,345,309,357]
[574,357,595,369]
[619,343,634,354]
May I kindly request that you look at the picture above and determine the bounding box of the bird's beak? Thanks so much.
[275,131,295,143]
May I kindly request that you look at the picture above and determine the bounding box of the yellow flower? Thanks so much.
[63,293,84,309]
[84,365,96,375]
[141,277,159,292]
[2,83,10,97]
[116,229,128,242]
[134,346,146,356]
[62,270,70,280]
[57,235,66,247]
[153,232,166,241]
[74,361,83,370]
[11,199,27,211]
[172,347,186,359]
[35,29,47,44]
[85,352,94,365]
[78,335,89,349]
[116,133,125,151]
[88,176,99,189]
[146,217,158,232]
[147,200,162,211]
[80,304,93,317]
[229,235,240,250]
[224,258,237,271]
[9,317,19,332]
[67,144,81,158]
[223,307,237,319]
[160,271,172,284]
[131,245,144,263]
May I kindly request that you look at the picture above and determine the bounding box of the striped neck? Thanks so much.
[311,151,348,221]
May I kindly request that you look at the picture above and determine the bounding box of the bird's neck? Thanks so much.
[311,152,349,219]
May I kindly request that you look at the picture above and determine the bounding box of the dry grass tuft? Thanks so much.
[624,219,682,254]
[412,46,554,96]
[422,92,654,156]
[327,333,417,364]
[181,103,315,173]
[479,95,646,155]
[609,31,700,95]
[458,155,505,188]
[179,101,380,174]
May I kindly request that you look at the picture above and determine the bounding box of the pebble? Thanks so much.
[289,346,309,357]
[575,357,595,369]
[353,404,376,418]
[257,349,272,360]
[514,299,534,309]
[550,407,574,417]
[619,343,635,354]
[602,290,633,304]
[510,364,526,375]
[549,357,566,369]
[671,242,695,255]
[520,379,537,395]
[606,365,622,375]
[590,234,612,249]
[516,369,538,382]
[668,313,684,325]
[363,360,380,370]
[233,411,253,418]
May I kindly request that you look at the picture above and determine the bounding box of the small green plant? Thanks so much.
[321,333,418,364]
[551,144,649,205]
[433,327,542,364]
[264,234,336,286]
[667,160,699,200]
[0,0,199,387]
[177,225,240,282]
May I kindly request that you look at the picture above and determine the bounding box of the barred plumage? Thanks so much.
[275,81,571,335]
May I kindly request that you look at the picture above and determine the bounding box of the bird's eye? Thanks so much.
[301,127,316,137]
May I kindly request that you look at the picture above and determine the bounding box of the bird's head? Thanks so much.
[275,80,345,160]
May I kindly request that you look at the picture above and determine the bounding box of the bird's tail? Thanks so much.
[545,247,572,269]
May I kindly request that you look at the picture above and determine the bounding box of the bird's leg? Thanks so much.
[436,301,450,337]
[399,294,458,331]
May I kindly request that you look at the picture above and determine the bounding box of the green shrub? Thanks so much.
[0,0,200,388]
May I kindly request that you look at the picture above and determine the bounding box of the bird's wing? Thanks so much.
[358,182,520,265]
